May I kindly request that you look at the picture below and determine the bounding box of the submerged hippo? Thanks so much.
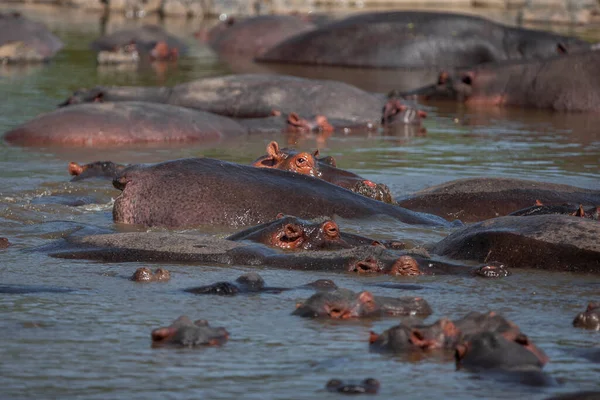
[226,214,401,251]
[0,237,10,249]
[69,161,128,181]
[184,272,337,295]
[252,141,394,203]
[326,379,380,395]
[293,288,432,319]
[131,267,170,283]
[257,11,590,69]
[510,202,599,220]
[3,102,247,147]
[200,15,315,58]
[91,25,187,64]
[396,177,600,223]
[369,311,533,354]
[112,158,453,228]
[430,214,600,273]
[151,316,229,348]
[573,303,600,330]
[0,12,64,63]
[402,51,600,112]
[59,74,425,131]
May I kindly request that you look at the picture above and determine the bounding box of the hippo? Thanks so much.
[545,393,600,400]
[45,229,508,278]
[257,11,590,69]
[184,272,337,296]
[3,102,247,147]
[0,237,10,249]
[430,214,600,273]
[151,316,229,348]
[59,74,426,131]
[131,267,170,283]
[0,12,64,63]
[402,50,600,112]
[396,177,600,223]
[226,214,402,251]
[573,303,600,330]
[91,25,187,64]
[252,141,394,203]
[69,161,128,181]
[111,158,454,228]
[510,202,599,220]
[455,331,548,372]
[292,289,432,319]
[199,15,315,58]
[326,379,380,395]
[369,311,525,353]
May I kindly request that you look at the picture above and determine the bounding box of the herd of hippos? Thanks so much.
[2,8,600,397]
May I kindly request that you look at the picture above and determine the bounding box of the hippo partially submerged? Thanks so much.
[60,74,425,131]
[252,141,395,203]
[69,161,128,181]
[257,11,590,69]
[131,267,170,283]
[573,303,600,330]
[396,177,600,223]
[112,158,453,228]
[430,214,600,273]
[0,12,64,63]
[293,289,432,319]
[3,102,247,147]
[200,15,315,58]
[151,316,229,348]
[402,51,600,112]
[91,25,187,64]
[326,379,380,395]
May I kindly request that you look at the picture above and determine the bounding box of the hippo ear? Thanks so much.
[556,43,568,54]
[369,331,380,344]
[357,291,375,304]
[266,141,282,159]
[313,149,320,158]
[534,199,544,206]
[295,302,303,309]
[93,92,104,103]
[276,212,285,219]
[68,162,84,176]
[572,205,585,218]
[438,71,449,85]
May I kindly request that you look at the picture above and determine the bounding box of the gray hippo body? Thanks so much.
[0,12,63,63]
[3,102,247,147]
[397,177,600,223]
[257,11,590,69]
[112,158,452,228]
[430,214,600,273]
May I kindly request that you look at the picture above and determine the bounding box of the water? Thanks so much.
[1,5,599,400]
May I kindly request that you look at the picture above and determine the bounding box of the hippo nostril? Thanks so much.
[283,224,302,240]
[351,257,381,273]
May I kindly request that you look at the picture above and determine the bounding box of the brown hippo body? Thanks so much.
[112,158,453,228]
[3,102,247,147]
[203,15,315,58]
[397,177,600,223]
[151,316,228,348]
[0,12,63,63]
[404,51,600,112]
[257,11,590,69]
[430,214,600,273]
[60,74,425,130]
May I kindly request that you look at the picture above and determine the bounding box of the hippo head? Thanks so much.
[235,272,265,291]
[293,289,379,319]
[347,255,423,276]
[455,331,548,371]
[0,237,10,249]
[381,98,427,126]
[252,141,321,178]
[151,316,229,348]
[131,267,171,282]
[573,302,600,330]
[370,318,461,352]
[68,161,127,182]
[326,378,380,394]
[149,40,179,61]
[59,87,105,107]
[302,279,338,291]
[286,112,334,134]
[504,27,591,60]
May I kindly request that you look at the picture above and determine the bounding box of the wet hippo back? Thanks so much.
[3,102,247,147]
[113,158,451,228]
[168,74,383,123]
[397,177,600,222]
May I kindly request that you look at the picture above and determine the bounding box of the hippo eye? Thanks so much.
[295,157,307,167]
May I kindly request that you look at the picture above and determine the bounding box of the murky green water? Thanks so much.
[0,5,599,399]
